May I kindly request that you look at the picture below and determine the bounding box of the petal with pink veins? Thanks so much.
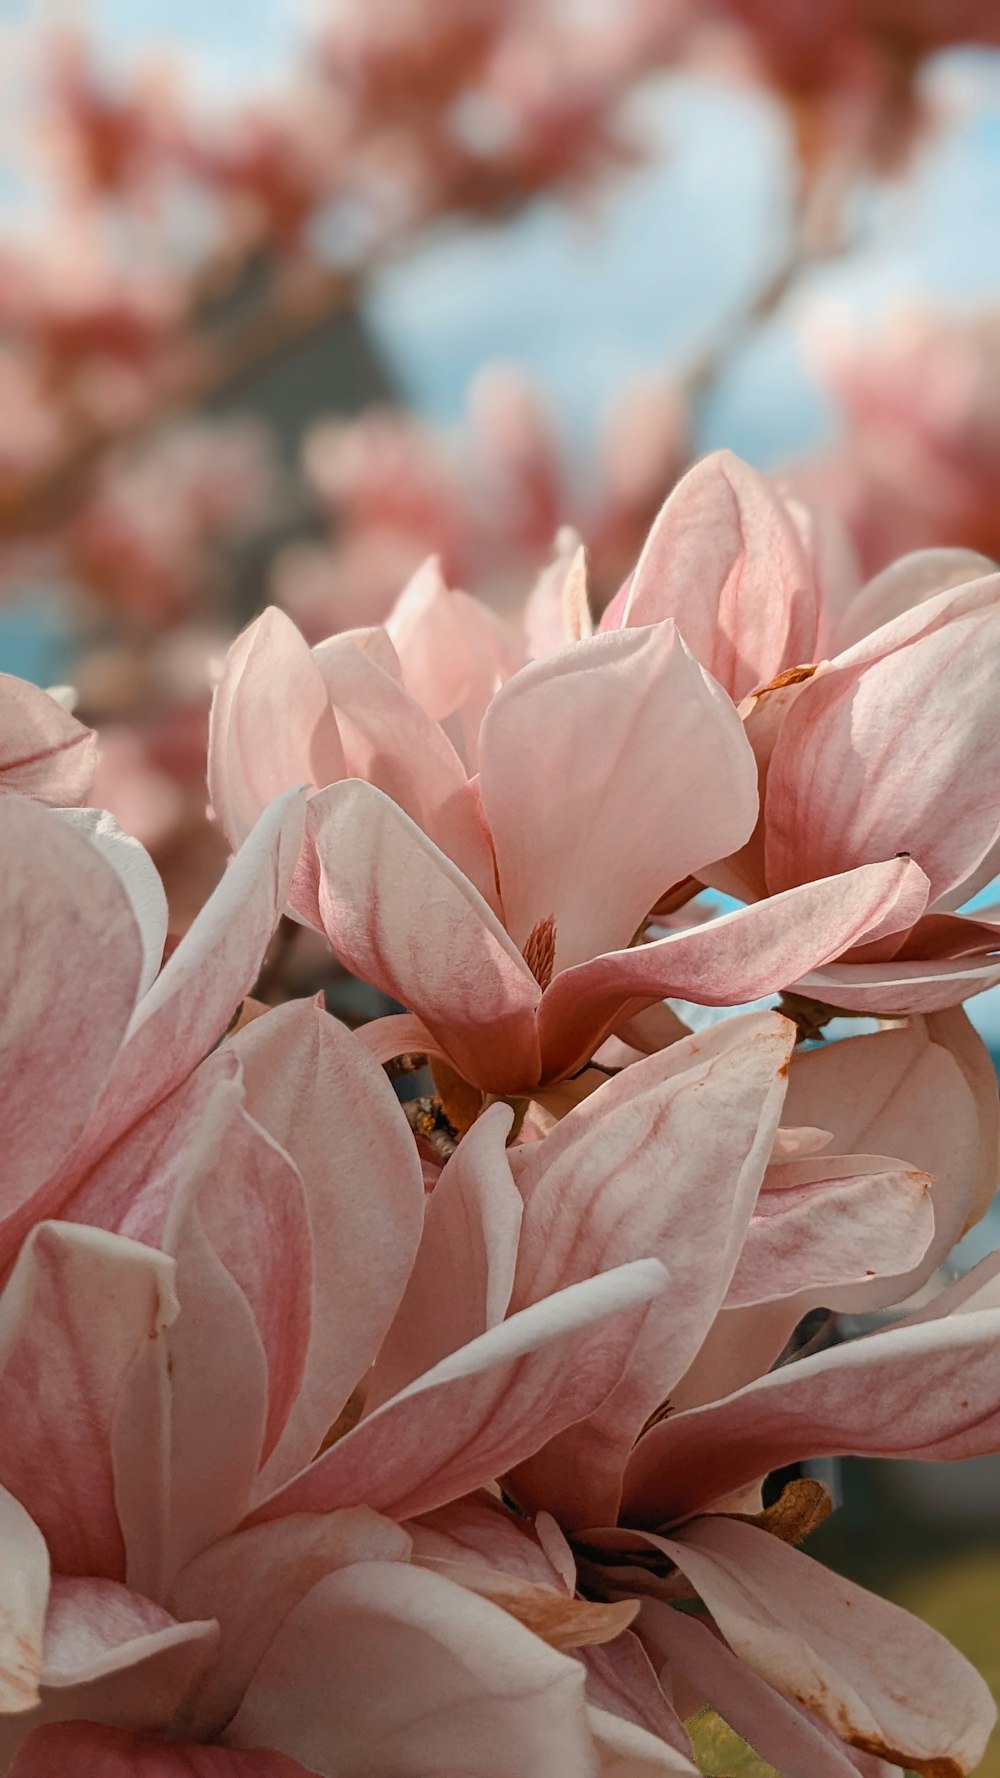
[228,1000,426,1497]
[508,1015,793,1528]
[306,780,541,1094]
[0,672,97,805]
[725,1153,934,1311]
[780,1014,997,1301]
[0,797,144,1224]
[207,607,344,849]
[605,452,816,702]
[94,788,307,1150]
[0,1223,178,1581]
[795,948,1000,1015]
[244,1259,666,1528]
[0,1579,217,1770]
[764,574,1000,905]
[658,1517,994,1778]
[479,624,758,970]
[537,859,929,1083]
[227,1561,601,1778]
[622,1298,1000,1526]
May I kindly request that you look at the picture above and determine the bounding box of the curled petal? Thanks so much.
[306,780,541,1094]
[606,451,816,701]
[208,607,343,848]
[537,860,929,1082]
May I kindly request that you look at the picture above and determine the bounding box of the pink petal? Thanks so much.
[0,672,97,805]
[168,1508,410,1741]
[411,1494,573,1596]
[622,1296,1000,1527]
[40,1577,214,1694]
[779,1014,996,1303]
[795,950,1000,1014]
[58,1052,300,1592]
[640,1596,905,1778]
[228,1000,426,1496]
[0,1488,50,1713]
[523,543,593,662]
[668,1299,807,1417]
[537,860,929,1082]
[726,1153,934,1310]
[207,607,344,849]
[607,452,816,701]
[660,1517,994,1778]
[0,1582,217,1771]
[113,1138,273,1596]
[0,797,144,1225]
[832,547,996,652]
[309,631,497,902]
[587,1705,698,1773]
[366,1103,522,1411]
[9,1723,312,1776]
[95,789,307,1149]
[227,1562,600,1777]
[245,1259,666,1528]
[0,1223,178,1580]
[385,556,523,771]
[764,573,1000,906]
[783,494,861,659]
[306,780,541,1094]
[583,1631,693,1752]
[58,810,168,996]
[479,624,758,970]
[508,1014,793,1528]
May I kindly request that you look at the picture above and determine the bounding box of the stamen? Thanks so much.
[522,913,557,989]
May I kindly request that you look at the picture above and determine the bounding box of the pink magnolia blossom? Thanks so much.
[708,573,1000,1012]
[598,452,1000,1013]
[208,599,928,1100]
[0,791,676,1775]
[365,1010,1000,1776]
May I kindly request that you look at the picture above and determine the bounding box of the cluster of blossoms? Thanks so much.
[1,447,999,1775]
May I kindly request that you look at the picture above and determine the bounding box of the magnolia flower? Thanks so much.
[208,602,927,1102]
[708,573,1000,1012]
[599,453,1000,1013]
[366,1011,1000,1777]
[0,793,674,1774]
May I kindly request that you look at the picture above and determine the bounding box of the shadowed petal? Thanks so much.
[227,1562,601,1778]
[660,1518,994,1778]
[306,780,541,1094]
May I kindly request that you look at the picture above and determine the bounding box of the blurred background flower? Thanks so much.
[2,4,999,1768]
